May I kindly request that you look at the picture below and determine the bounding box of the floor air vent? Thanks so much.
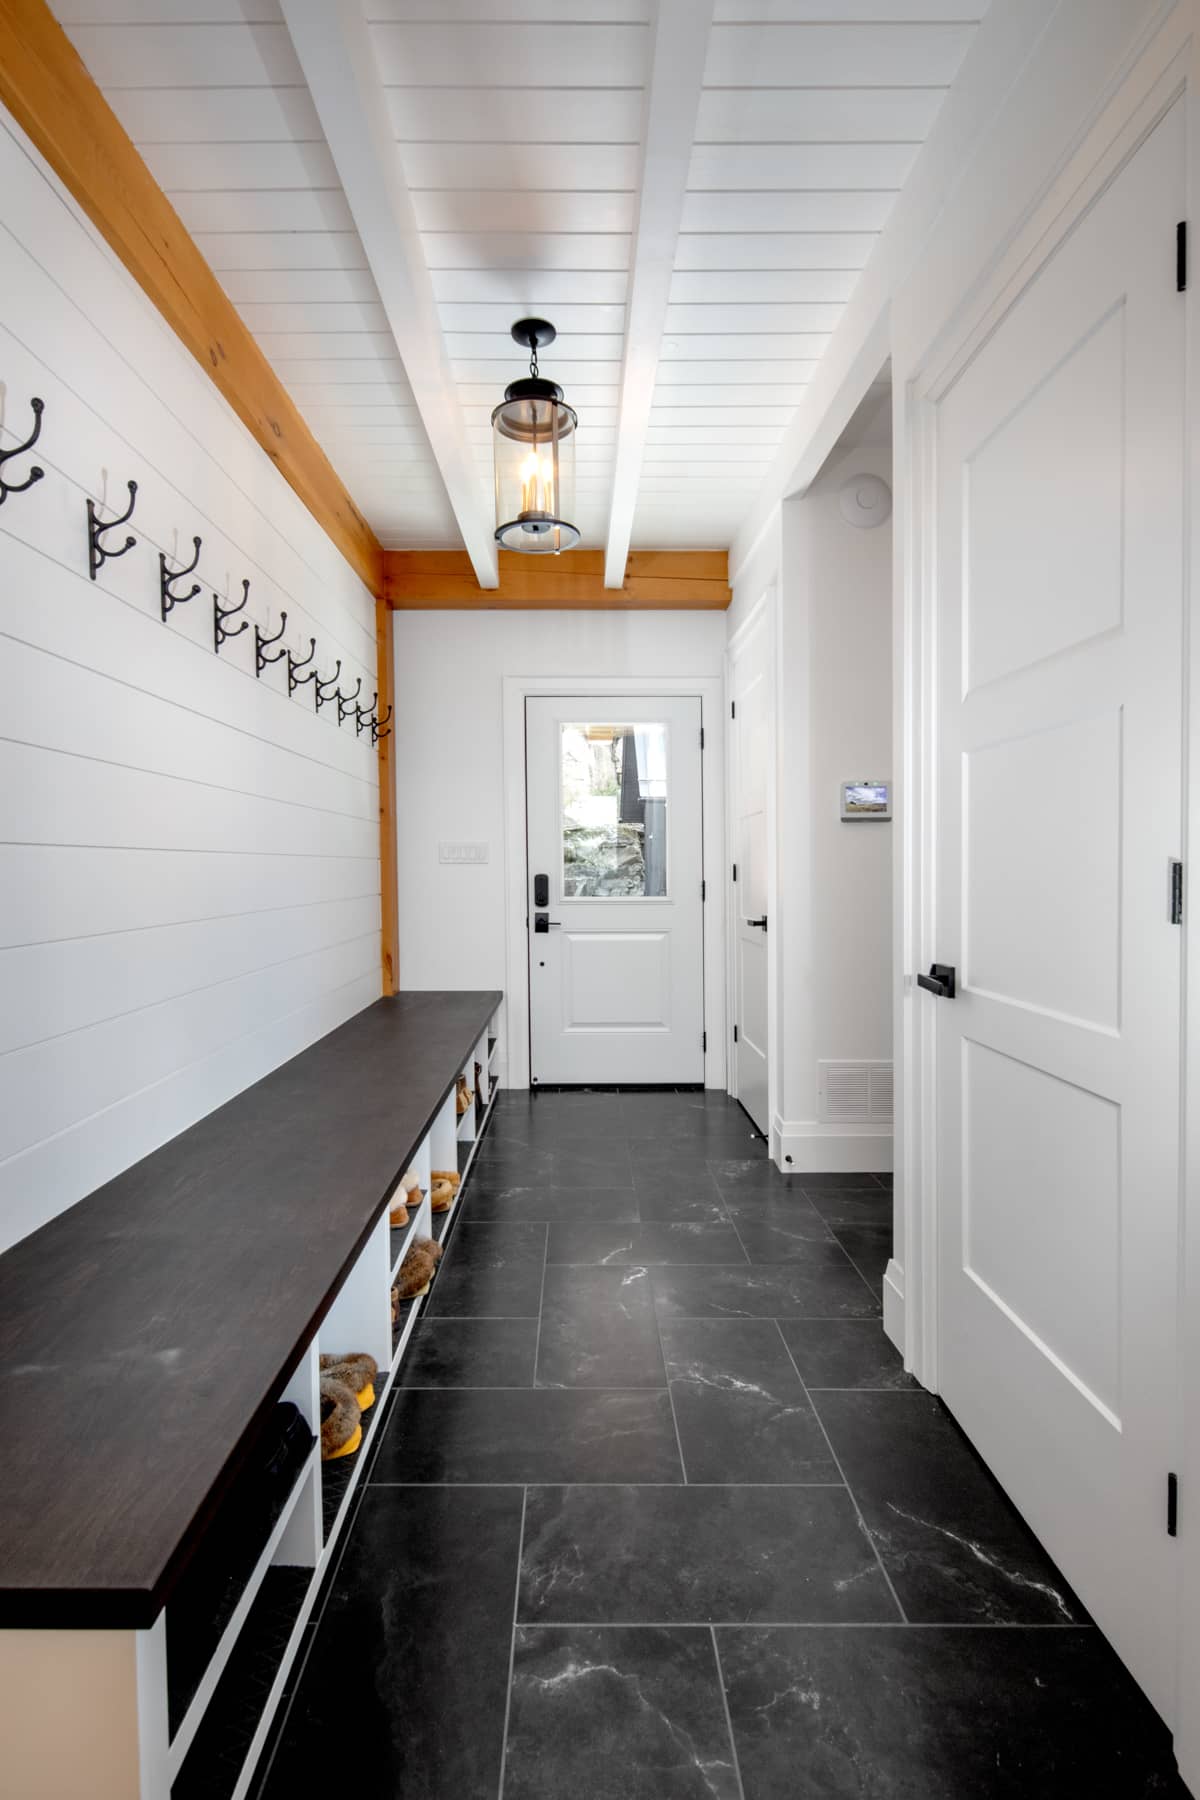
[817,1061,893,1123]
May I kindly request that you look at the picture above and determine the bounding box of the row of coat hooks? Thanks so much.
[1,392,391,744]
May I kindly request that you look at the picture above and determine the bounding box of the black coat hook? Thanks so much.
[159,535,202,620]
[287,637,317,696]
[315,660,342,712]
[0,396,45,505]
[336,676,362,726]
[214,580,250,655]
[87,479,138,581]
[255,610,288,677]
[372,702,393,745]
[355,691,380,739]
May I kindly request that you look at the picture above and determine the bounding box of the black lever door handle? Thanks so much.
[917,963,956,998]
[746,916,768,931]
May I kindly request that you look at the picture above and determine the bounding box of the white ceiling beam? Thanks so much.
[278,0,498,587]
[605,0,715,589]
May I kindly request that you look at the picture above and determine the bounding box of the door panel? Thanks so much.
[933,104,1184,1720]
[732,617,771,1131]
[526,696,704,1084]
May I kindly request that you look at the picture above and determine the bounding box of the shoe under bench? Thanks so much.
[0,988,503,1800]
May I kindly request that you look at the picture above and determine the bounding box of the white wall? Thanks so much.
[0,109,381,1252]
[392,608,727,1069]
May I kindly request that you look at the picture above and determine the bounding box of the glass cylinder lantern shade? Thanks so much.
[492,381,580,554]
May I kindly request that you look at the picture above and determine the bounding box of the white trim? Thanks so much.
[883,1259,905,1352]
[501,675,726,1090]
[775,1117,893,1175]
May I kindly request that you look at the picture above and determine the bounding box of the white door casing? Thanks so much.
[729,613,771,1132]
[526,695,706,1085]
[930,102,1184,1723]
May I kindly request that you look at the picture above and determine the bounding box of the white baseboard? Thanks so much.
[883,1258,905,1352]
[774,1117,894,1174]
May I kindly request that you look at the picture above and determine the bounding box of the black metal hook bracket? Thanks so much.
[159,535,202,620]
[355,691,379,739]
[336,676,362,726]
[0,395,45,505]
[87,479,138,581]
[255,610,288,677]
[214,580,250,655]
[372,702,393,745]
[287,637,317,696]
[315,660,343,712]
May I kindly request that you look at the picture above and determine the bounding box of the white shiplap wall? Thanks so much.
[0,107,382,1253]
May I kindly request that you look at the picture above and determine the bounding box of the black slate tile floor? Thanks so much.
[252,1090,1185,1800]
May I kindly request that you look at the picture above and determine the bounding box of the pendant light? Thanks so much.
[492,318,580,554]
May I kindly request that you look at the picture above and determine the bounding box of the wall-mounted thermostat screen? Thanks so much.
[841,781,891,821]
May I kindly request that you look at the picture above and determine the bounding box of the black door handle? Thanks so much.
[917,963,956,998]
[746,916,768,931]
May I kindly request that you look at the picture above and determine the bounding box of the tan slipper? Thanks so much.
[320,1377,362,1461]
[430,1177,455,1213]
[431,1169,461,1192]
[389,1197,410,1228]
[456,1076,472,1117]
[392,1236,442,1303]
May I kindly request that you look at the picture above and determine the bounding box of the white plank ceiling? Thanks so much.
[51,0,987,565]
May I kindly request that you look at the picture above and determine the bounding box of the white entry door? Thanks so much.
[730,613,771,1131]
[526,696,705,1085]
[931,105,1184,1720]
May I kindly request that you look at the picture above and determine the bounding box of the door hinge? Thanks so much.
[731,700,736,720]
[1178,221,1188,292]
[701,879,707,901]
[702,1030,707,1053]
[1170,860,1184,925]
[700,727,705,749]
[733,1024,739,1043]
[1168,1471,1179,1537]
[732,862,738,882]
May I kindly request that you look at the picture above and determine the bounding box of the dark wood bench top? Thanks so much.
[0,990,500,1629]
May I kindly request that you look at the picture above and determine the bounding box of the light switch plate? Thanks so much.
[439,842,489,865]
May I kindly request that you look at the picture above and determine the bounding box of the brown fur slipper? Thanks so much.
[392,1236,442,1302]
[320,1377,361,1461]
[475,1060,484,1098]
[456,1076,472,1117]
[319,1352,378,1411]
[431,1169,462,1192]
[389,1197,410,1228]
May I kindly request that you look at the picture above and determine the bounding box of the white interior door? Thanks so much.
[931,104,1184,1721]
[730,616,771,1131]
[526,696,705,1085]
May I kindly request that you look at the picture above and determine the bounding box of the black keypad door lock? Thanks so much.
[534,873,549,906]
[534,912,550,934]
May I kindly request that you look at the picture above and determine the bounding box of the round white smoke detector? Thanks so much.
[839,472,892,529]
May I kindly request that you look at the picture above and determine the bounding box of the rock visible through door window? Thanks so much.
[560,723,668,897]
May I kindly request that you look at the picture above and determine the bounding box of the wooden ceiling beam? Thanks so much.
[0,0,383,595]
[383,549,730,610]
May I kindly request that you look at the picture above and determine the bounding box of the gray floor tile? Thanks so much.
[780,1318,916,1390]
[504,1626,740,1800]
[398,1316,539,1388]
[660,1318,840,1483]
[376,1388,683,1484]
[537,1265,666,1388]
[651,1256,880,1321]
[519,1485,899,1624]
[547,1221,749,1266]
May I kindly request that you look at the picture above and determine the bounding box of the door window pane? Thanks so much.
[560,723,668,897]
